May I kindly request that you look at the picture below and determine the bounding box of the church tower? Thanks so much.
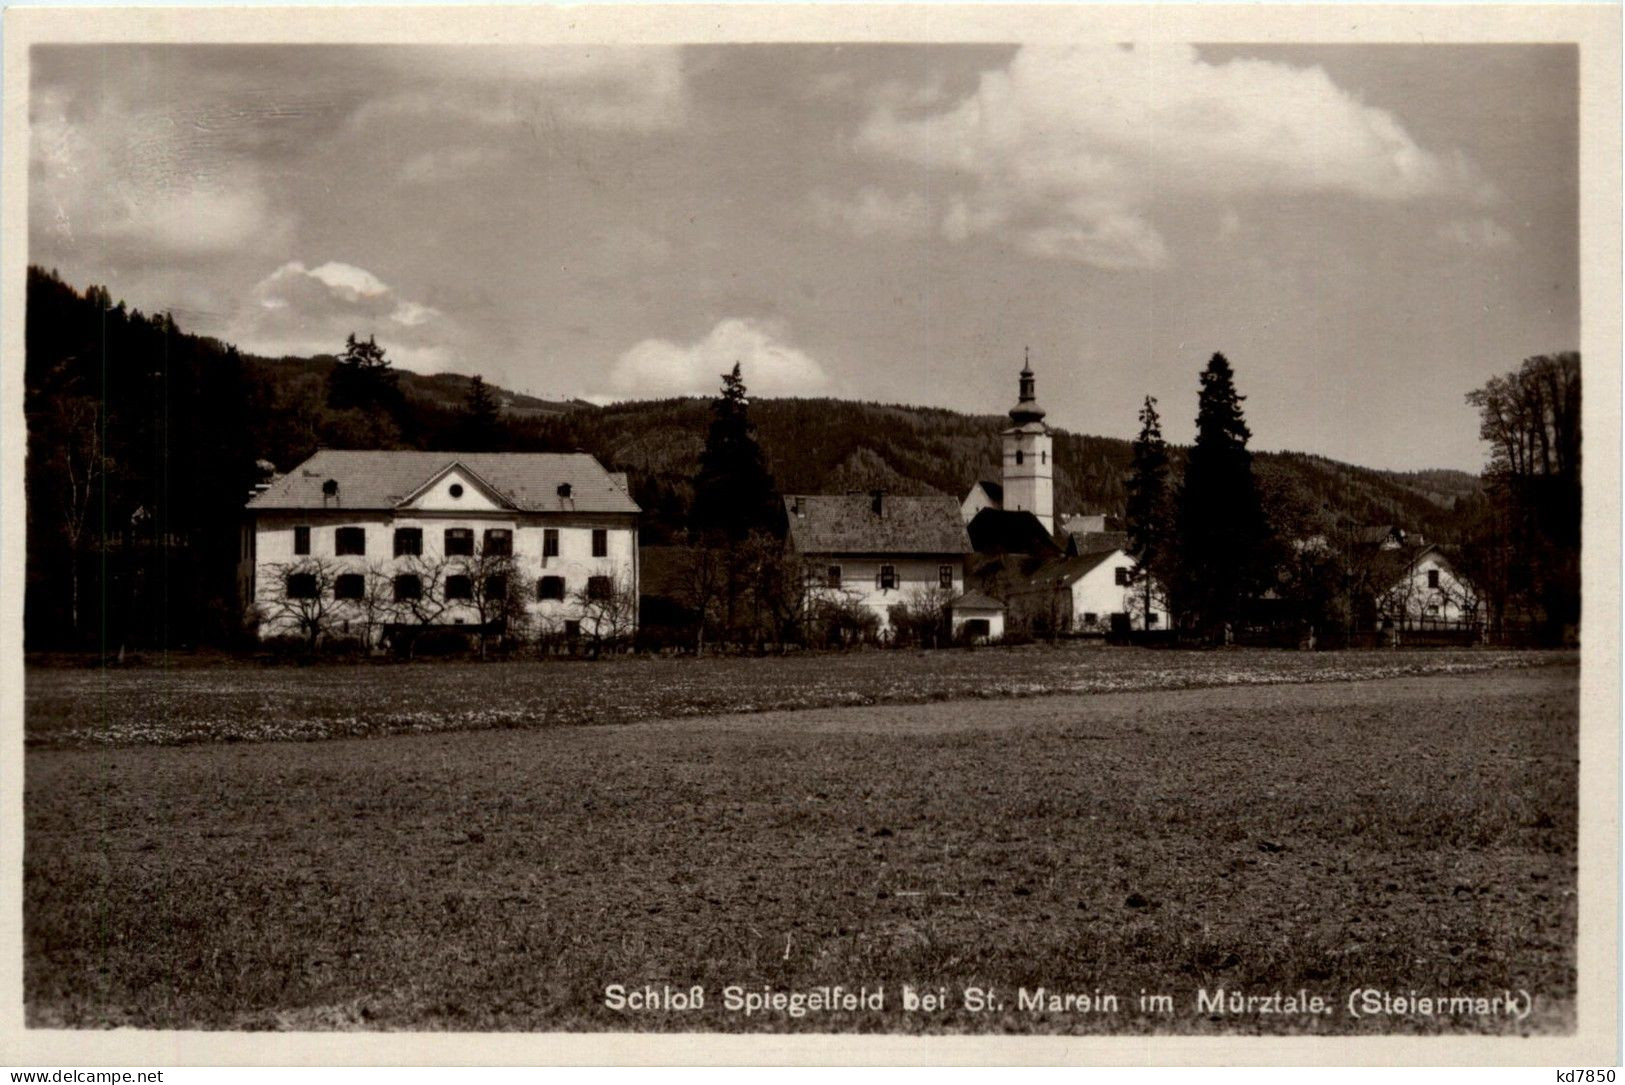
[1002,349,1054,536]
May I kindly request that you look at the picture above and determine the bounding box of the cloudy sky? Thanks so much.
[30,43,1576,471]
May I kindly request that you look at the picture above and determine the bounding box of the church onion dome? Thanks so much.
[1008,398,1047,425]
[1008,354,1047,425]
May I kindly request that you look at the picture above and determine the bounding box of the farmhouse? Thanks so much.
[784,491,972,635]
[242,450,640,645]
[1374,543,1478,630]
[1013,547,1170,636]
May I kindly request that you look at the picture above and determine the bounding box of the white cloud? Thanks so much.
[1439,217,1516,250]
[849,44,1478,269]
[232,260,451,369]
[603,319,832,399]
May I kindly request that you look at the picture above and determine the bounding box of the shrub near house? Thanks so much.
[244,450,639,650]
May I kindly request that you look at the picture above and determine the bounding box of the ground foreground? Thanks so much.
[26,646,1572,747]
[26,662,1576,1033]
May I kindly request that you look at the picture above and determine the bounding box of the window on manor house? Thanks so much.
[293,525,311,555]
[483,529,512,556]
[484,574,508,600]
[394,527,422,557]
[586,575,613,601]
[445,528,474,556]
[1015,450,1024,465]
[537,576,565,601]
[1115,566,1131,586]
[939,564,954,589]
[1147,613,1159,627]
[879,564,898,590]
[1083,612,1098,625]
[285,572,318,599]
[393,574,422,602]
[564,620,581,638]
[543,529,560,558]
[446,574,473,600]
[335,527,365,556]
[334,574,365,601]
[592,529,608,558]
[1428,569,1441,589]
[827,565,842,589]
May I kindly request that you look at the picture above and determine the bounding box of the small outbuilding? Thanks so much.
[950,590,1006,644]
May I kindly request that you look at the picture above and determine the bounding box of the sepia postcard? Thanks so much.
[1,2,1619,1068]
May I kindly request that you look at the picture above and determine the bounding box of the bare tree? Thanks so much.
[385,554,453,657]
[676,544,728,655]
[259,557,343,654]
[43,394,105,639]
[463,550,525,658]
[573,571,637,656]
[892,584,956,648]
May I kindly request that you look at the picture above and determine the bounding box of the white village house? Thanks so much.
[783,492,979,637]
[1374,543,1479,630]
[1015,548,1171,636]
[242,450,640,645]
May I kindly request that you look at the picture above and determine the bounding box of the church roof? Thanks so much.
[246,450,640,513]
[967,508,1063,557]
[784,493,971,555]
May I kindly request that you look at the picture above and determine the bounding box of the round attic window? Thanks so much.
[449,483,464,498]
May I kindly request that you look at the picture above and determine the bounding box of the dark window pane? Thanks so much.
[393,574,421,602]
[484,575,508,599]
[939,564,953,589]
[286,573,318,599]
[538,576,565,601]
[484,529,512,556]
[394,528,422,557]
[587,575,612,601]
[335,527,366,556]
[827,565,842,588]
[293,526,311,555]
[591,529,608,557]
[543,529,559,557]
[879,565,897,590]
[445,528,473,556]
[446,575,472,600]
[334,574,365,600]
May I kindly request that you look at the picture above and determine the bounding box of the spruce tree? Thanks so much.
[690,363,780,542]
[1125,395,1173,627]
[460,374,501,450]
[327,333,399,412]
[1175,352,1269,635]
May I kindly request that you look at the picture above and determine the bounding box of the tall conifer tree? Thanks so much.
[1125,395,1174,626]
[1175,353,1269,634]
[690,363,780,542]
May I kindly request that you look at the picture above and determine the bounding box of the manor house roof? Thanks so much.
[246,450,640,514]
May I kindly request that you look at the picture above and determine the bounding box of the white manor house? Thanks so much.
[242,450,640,644]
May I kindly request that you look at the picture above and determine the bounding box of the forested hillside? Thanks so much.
[24,267,1480,649]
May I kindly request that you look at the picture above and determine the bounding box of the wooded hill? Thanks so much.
[23,266,1482,648]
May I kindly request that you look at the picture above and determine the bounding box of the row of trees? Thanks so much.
[260,552,638,658]
[1120,350,1580,644]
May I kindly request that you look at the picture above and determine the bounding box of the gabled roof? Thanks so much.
[784,494,971,555]
[246,450,640,513]
[967,479,1003,503]
[1021,548,1131,591]
[950,590,1006,611]
[1065,530,1130,557]
[967,507,1062,557]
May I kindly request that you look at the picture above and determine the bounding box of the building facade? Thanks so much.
[784,492,972,635]
[1014,548,1170,635]
[243,450,640,645]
